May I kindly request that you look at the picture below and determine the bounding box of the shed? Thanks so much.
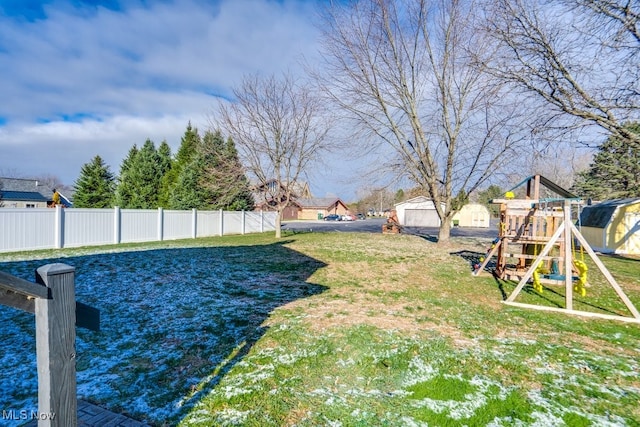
[395,196,444,227]
[579,198,640,255]
[452,203,491,228]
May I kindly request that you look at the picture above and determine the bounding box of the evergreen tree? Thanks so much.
[477,185,504,217]
[222,135,255,211]
[572,123,640,200]
[115,140,164,208]
[73,155,116,208]
[130,139,163,208]
[159,123,200,207]
[157,140,173,177]
[199,131,254,211]
[115,145,139,208]
[171,154,207,209]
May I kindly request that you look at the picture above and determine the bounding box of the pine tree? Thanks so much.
[115,140,164,208]
[199,131,254,211]
[73,155,116,208]
[171,154,207,209]
[157,140,173,177]
[222,135,255,211]
[159,123,200,207]
[115,145,139,208]
[477,185,504,217]
[572,123,640,200]
[131,139,163,208]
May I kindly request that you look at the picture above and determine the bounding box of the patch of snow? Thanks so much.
[0,245,322,425]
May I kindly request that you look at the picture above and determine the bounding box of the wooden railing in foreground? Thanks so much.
[0,265,100,427]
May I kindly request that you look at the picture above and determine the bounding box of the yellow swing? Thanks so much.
[573,240,588,297]
[531,243,547,294]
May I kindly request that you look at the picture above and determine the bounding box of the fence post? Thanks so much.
[54,205,63,249]
[192,209,197,239]
[113,207,121,245]
[241,210,246,235]
[260,210,264,233]
[157,207,164,242]
[35,263,77,427]
[219,209,224,236]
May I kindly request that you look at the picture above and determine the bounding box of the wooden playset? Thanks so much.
[473,175,640,323]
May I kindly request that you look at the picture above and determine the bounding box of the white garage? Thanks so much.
[395,196,444,227]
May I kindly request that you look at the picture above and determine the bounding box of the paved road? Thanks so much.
[282,217,499,240]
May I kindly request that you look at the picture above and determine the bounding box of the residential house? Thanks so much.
[0,177,72,208]
[252,179,313,220]
[296,198,351,220]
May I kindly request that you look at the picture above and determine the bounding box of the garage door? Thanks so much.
[404,209,440,227]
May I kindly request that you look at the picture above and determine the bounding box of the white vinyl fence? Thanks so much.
[0,206,277,254]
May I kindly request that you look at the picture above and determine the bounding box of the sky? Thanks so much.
[0,0,364,200]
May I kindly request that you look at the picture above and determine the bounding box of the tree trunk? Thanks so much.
[438,217,452,243]
[275,209,282,239]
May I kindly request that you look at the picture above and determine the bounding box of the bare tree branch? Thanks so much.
[215,73,330,238]
[315,0,528,241]
[483,0,640,147]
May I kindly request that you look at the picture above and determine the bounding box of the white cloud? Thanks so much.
[0,0,331,190]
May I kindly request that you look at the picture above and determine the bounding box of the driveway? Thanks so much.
[282,217,499,240]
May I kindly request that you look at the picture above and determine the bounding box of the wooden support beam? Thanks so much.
[563,201,573,310]
[0,270,49,299]
[35,263,78,427]
[472,239,502,277]
[506,222,566,302]
[502,301,640,324]
[569,222,640,320]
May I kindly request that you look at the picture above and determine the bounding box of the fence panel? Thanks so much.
[197,210,221,237]
[245,211,263,233]
[0,209,56,252]
[63,209,114,248]
[0,209,278,253]
[120,210,158,243]
[163,210,194,240]
[262,211,277,231]
[223,212,243,235]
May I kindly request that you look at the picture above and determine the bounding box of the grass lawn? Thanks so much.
[1,231,639,426]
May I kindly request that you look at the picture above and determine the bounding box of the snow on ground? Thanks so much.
[0,244,325,426]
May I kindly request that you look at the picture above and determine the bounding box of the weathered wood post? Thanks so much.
[35,263,77,427]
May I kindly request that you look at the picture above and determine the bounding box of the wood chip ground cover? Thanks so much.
[0,231,639,426]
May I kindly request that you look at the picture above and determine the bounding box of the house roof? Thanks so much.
[1,177,52,203]
[1,190,49,202]
[580,198,640,228]
[297,197,347,209]
[0,177,50,192]
[0,177,73,207]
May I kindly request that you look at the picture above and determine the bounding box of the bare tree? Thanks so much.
[529,144,594,190]
[215,73,330,238]
[316,0,527,241]
[34,174,72,194]
[483,0,640,148]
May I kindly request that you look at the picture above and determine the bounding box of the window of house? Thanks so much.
[26,204,36,208]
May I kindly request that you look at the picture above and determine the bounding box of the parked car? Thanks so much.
[356,213,366,220]
[324,214,341,221]
[342,214,355,221]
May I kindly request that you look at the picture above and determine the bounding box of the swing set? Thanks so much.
[473,175,640,324]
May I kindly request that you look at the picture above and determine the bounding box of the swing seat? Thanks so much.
[540,273,580,281]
